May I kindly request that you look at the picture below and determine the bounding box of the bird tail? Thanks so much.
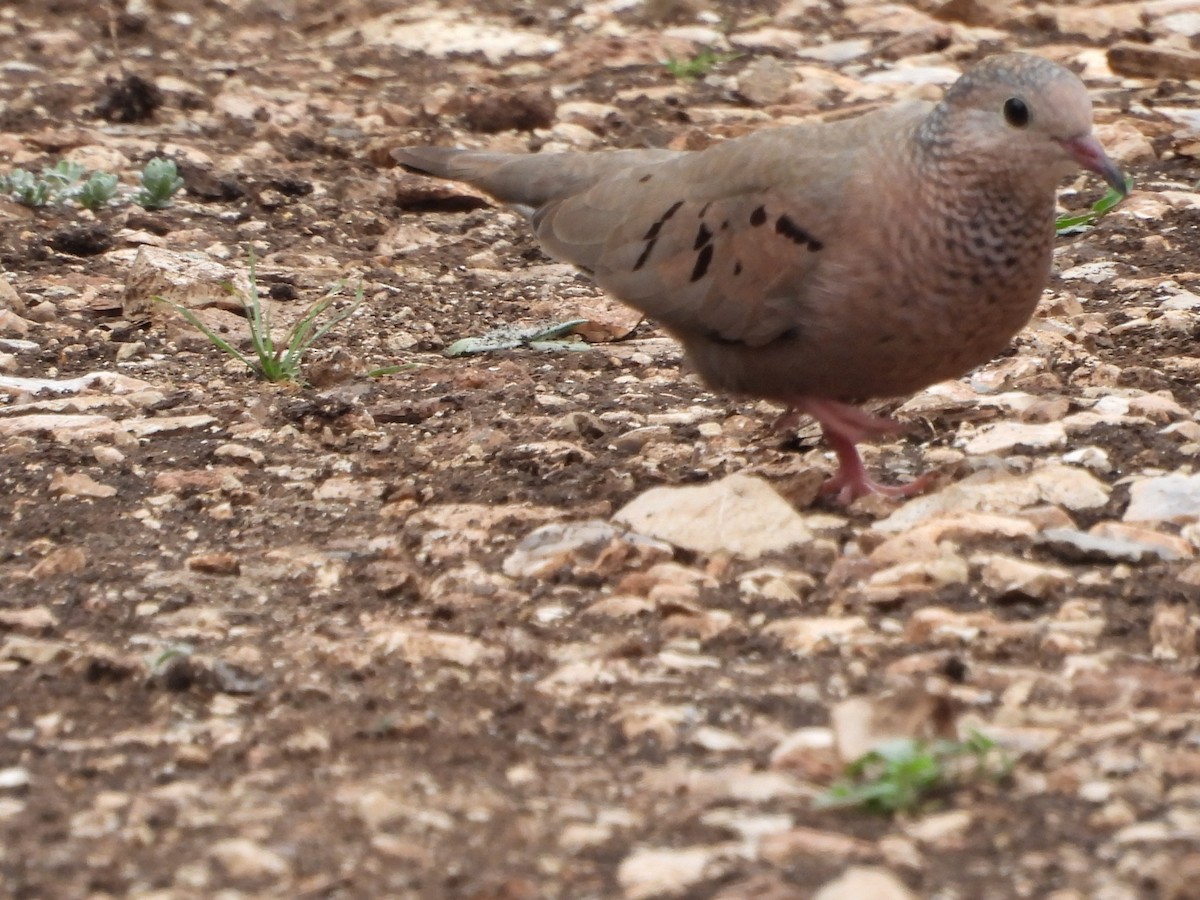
[392,146,682,210]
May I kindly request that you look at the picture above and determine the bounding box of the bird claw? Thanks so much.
[819,470,936,505]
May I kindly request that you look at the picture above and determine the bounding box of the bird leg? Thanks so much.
[790,398,933,503]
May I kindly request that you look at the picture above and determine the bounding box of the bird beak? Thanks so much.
[1061,134,1127,196]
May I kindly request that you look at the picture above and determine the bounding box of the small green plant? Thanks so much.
[155,247,365,383]
[815,731,1010,815]
[0,168,54,207]
[1055,178,1133,236]
[134,157,185,209]
[0,155,184,211]
[664,48,742,81]
[76,172,120,211]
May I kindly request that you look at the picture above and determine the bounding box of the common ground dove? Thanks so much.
[394,53,1125,502]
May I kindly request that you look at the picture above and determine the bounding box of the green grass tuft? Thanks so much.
[154,246,364,384]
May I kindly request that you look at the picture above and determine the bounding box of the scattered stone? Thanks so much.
[613,473,814,558]
[875,466,1110,533]
[1089,522,1194,561]
[905,810,973,849]
[975,553,1073,600]
[0,607,57,632]
[813,866,916,900]
[186,552,241,576]
[48,470,118,499]
[736,57,795,106]
[961,421,1065,456]
[1039,527,1157,564]
[1108,42,1200,81]
[1149,603,1198,663]
[209,838,291,881]
[765,616,868,653]
[27,546,87,579]
[1124,474,1200,524]
[759,827,874,866]
[617,845,729,899]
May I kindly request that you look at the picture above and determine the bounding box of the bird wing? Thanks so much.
[529,115,913,347]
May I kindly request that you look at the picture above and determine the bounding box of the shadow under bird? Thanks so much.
[394,52,1126,503]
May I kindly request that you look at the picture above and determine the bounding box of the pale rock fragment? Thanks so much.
[905,810,973,849]
[759,826,874,866]
[875,465,1110,533]
[1125,474,1200,523]
[49,470,118,499]
[738,567,816,603]
[975,553,1073,600]
[614,473,814,558]
[765,616,869,653]
[1089,522,1194,561]
[1149,602,1198,663]
[617,845,730,899]
[209,838,291,881]
[813,866,916,900]
[503,520,672,579]
[961,420,1066,455]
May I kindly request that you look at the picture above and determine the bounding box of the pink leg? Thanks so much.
[789,398,933,504]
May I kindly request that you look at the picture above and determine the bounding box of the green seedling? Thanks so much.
[664,48,742,81]
[134,156,185,209]
[76,172,120,211]
[816,731,1010,815]
[42,159,87,192]
[0,169,54,207]
[1055,177,1133,236]
[155,246,364,383]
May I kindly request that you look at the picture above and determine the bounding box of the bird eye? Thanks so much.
[1003,97,1030,128]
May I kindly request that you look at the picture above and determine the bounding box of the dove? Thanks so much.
[394,53,1125,502]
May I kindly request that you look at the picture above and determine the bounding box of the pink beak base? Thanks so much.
[1062,134,1127,195]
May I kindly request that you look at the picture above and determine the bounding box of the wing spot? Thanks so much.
[775,214,823,251]
[733,260,743,276]
[691,244,714,282]
[749,206,767,227]
[639,174,652,183]
[698,202,711,218]
[694,223,713,250]
[633,238,657,272]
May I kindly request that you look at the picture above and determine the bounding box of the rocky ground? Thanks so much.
[2,0,1200,898]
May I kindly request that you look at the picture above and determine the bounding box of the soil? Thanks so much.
[1,2,1199,899]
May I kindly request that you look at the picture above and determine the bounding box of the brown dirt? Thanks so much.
[1,2,1199,899]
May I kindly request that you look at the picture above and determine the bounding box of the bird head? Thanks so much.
[926,53,1126,197]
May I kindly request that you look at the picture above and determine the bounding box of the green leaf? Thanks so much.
[1055,177,1133,236]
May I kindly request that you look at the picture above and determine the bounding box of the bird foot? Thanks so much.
[819,469,936,505]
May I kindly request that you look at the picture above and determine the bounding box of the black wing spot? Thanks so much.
[636,201,686,270]
[639,174,652,183]
[691,244,714,282]
[733,260,742,276]
[698,202,711,217]
[633,238,657,272]
[694,223,713,250]
[775,214,823,251]
[749,206,767,227]
[721,220,730,230]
